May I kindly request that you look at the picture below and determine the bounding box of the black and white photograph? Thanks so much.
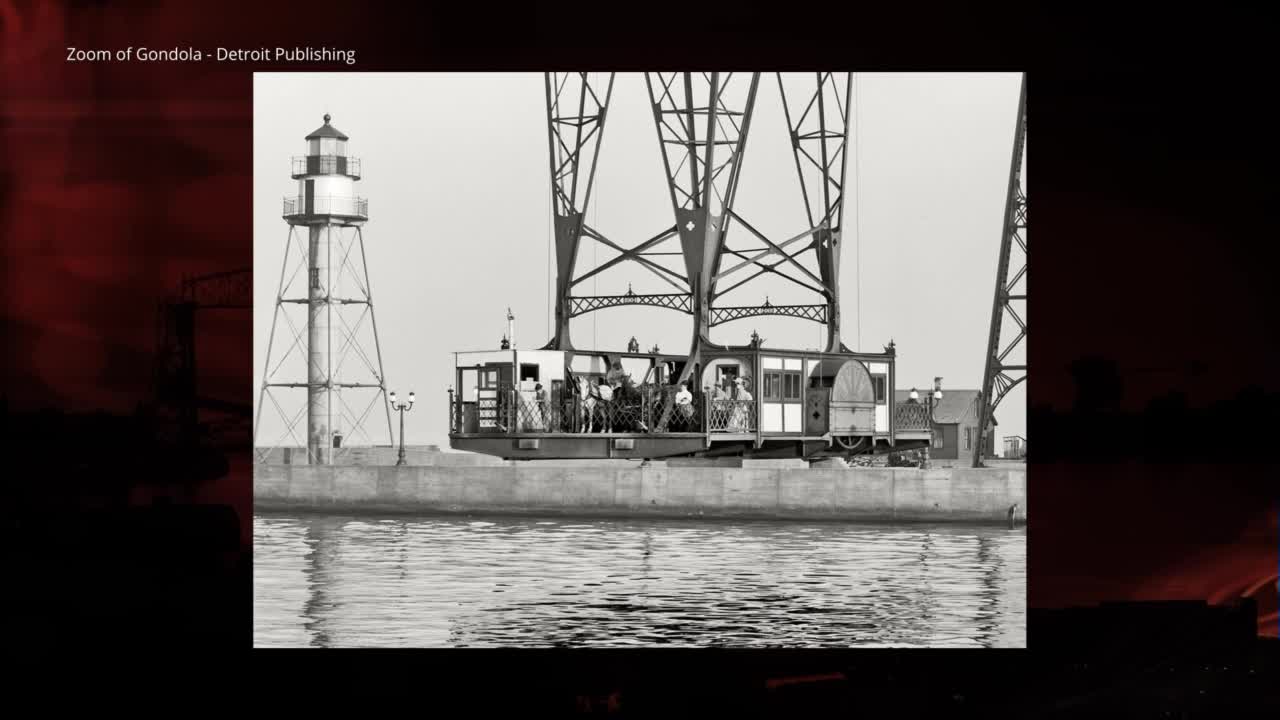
[251,72,1028,648]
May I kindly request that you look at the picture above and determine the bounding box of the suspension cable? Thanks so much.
[547,137,552,341]
[854,72,862,352]
[592,73,599,351]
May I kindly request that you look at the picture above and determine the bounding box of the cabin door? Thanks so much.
[477,367,500,429]
[496,364,514,429]
[806,388,830,435]
[476,363,514,430]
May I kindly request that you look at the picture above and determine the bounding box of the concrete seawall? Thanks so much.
[255,464,1027,525]
[255,445,506,467]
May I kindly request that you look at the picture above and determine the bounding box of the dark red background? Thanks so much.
[2,0,1275,648]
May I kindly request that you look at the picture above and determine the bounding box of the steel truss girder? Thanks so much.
[644,72,760,384]
[778,72,853,353]
[973,73,1028,467]
[710,302,827,327]
[569,291,693,318]
[578,224,688,293]
[253,223,394,464]
[545,72,616,351]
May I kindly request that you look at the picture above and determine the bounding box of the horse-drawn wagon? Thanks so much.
[448,340,906,460]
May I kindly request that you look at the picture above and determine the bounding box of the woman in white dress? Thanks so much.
[730,377,753,431]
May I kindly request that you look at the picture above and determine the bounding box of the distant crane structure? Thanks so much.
[154,268,253,448]
[541,72,855,381]
[973,73,1027,467]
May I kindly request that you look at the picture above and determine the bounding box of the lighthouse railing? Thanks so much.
[282,195,368,219]
[292,155,362,178]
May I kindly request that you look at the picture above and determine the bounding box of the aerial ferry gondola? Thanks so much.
[448,73,933,461]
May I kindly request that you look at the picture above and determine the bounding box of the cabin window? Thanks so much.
[933,431,944,449]
[478,368,499,389]
[964,428,972,450]
[783,371,802,401]
[809,373,834,389]
[763,372,782,401]
[871,374,887,405]
[520,364,539,382]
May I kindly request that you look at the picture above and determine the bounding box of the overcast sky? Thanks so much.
[253,72,1025,450]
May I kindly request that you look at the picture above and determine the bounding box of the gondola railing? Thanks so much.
[450,385,710,434]
[894,401,931,431]
[707,399,757,432]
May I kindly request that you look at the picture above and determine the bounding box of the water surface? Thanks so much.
[254,513,1025,647]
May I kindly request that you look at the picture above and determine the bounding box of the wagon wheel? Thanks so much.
[834,435,866,451]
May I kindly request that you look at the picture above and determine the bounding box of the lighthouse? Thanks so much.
[255,114,393,465]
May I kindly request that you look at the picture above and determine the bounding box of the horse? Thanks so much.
[576,375,615,433]
[609,374,650,433]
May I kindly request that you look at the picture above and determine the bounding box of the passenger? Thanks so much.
[675,382,694,427]
[711,377,731,430]
[606,360,627,388]
[731,377,753,431]
[595,377,614,432]
[534,383,547,429]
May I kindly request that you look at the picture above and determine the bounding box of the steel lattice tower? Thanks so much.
[254,114,393,464]
[540,73,856,375]
[973,75,1027,467]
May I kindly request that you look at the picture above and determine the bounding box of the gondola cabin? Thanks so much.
[449,343,904,460]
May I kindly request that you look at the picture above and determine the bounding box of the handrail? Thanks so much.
[291,155,362,177]
[282,195,368,218]
[449,384,710,434]
[894,401,931,431]
[707,398,757,432]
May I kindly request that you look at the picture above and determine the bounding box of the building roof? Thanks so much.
[893,388,994,426]
[305,113,349,141]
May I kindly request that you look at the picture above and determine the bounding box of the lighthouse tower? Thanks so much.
[254,114,393,464]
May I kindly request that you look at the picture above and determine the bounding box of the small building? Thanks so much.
[1003,435,1026,459]
[893,389,996,460]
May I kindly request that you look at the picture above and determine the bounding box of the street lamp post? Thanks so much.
[908,377,943,468]
[390,390,415,466]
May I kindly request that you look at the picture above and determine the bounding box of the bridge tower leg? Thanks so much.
[645,72,760,384]
[777,73,854,353]
[541,73,615,352]
[973,74,1028,467]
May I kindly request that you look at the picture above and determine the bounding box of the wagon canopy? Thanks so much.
[832,359,875,405]
[810,358,875,405]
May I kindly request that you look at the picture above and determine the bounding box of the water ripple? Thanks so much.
[254,514,1025,648]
